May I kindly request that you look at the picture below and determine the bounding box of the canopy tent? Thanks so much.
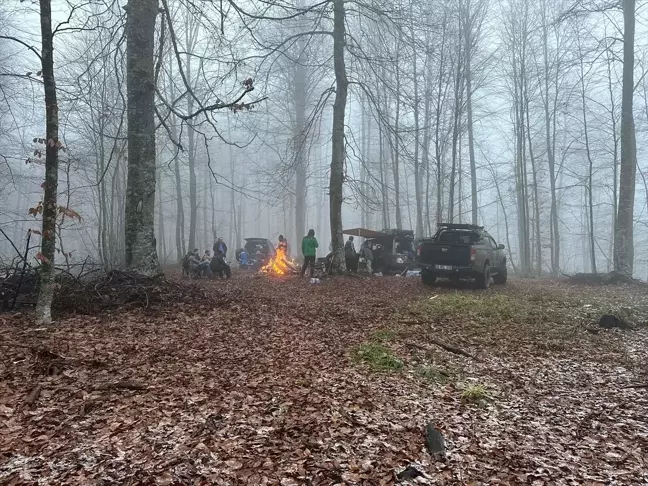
[342,228,390,239]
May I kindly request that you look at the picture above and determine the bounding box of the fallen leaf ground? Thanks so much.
[1,275,648,485]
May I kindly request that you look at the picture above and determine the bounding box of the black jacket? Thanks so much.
[213,241,228,256]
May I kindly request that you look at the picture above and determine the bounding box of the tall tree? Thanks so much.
[614,0,636,276]
[34,0,59,324]
[329,0,348,272]
[124,0,159,274]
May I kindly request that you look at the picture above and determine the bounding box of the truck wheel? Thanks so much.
[493,266,508,285]
[477,264,491,289]
[421,270,437,286]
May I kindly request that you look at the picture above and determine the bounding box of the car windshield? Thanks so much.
[436,230,478,245]
[245,241,270,253]
[395,240,413,253]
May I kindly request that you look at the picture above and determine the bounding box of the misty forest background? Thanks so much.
[1,0,647,281]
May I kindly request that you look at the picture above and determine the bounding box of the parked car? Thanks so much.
[343,228,416,274]
[417,223,507,289]
[239,238,276,269]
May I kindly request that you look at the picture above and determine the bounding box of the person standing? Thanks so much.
[301,229,318,277]
[359,241,374,273]
[278,234,289,256]
[213,238,228,259]
[345,236,358,272]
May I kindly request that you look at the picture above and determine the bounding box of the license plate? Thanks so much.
[435,265,452,271]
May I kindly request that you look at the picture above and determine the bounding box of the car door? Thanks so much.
[487,235,501,268]
[474,234,489,268]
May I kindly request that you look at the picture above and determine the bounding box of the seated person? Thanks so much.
[239,249,249,267]
[210,250,232,279]
[187,249,212,278]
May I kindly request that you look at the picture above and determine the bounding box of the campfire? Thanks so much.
[260,246,299,276]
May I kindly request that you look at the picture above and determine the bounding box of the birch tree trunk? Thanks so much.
[614,0,636,276]
[329,0,347,272]
[124,0,159,274]
[35,0,59,324]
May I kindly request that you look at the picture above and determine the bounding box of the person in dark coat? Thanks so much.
[213,238,228,258]
[210,249,232,279]
[344,236,358,272]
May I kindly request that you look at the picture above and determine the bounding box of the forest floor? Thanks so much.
[1,273,648,485]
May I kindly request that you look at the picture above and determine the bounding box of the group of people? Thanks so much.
[184,237,232,279]
[185,233,376,279]
[298,231,375,276]
[343,236,374,273]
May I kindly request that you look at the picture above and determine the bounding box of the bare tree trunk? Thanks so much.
[606,44,619,273]
[202,165,208,251]
[614,0,636,276]
[97,123,109,266]
[157,170,166,263]
[540,2,560,275]
[124,0,159,274]
[509,2,531,275]
[294,50,308,245]
[209,163,215,242]
[411,6,423,238]
[329,0,348,272]
[379,119,390,229]
[186,83,197,252]
[392,36,403,230]
[458,131,463,223]
[448,30,463,223]
[461,0,479,226]
[360,95,368,229]
[434,11,449,226]
[184,15,199,253]
[422,40,433,236]
[110,154,123,264]
[578,45,597,273]
[523,79,542,276]
[35,0,59,324]
[169,117,185,260]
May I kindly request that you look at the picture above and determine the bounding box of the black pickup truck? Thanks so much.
[417,223,507,289]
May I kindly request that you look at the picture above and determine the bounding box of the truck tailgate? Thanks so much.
[420,243,472,266]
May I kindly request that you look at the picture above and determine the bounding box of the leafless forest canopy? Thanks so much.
[1,0,648,279]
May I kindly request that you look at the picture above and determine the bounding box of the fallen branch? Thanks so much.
[93,380,148,392]
[623,383,648,389]
[430,338,479,360]
[408,339,480,361]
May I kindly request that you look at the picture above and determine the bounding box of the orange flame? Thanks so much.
[260,245,295,275]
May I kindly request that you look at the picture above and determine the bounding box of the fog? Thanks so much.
[2,0,648,280]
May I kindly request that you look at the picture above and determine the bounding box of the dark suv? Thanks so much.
[417,223,507,289]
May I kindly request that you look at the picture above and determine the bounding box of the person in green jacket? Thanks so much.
[301,229,319,277]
